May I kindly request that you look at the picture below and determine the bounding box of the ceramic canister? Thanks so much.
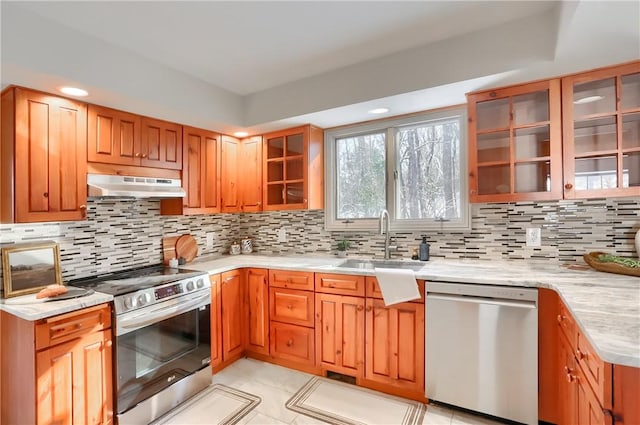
[635,229,640,259]
[241,237,253,254]
[230,242,241,255]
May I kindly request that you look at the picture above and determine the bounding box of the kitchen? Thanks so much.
[1,1,639,425]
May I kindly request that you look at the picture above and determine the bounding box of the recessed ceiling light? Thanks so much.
[233,131,249,137]
[368,107,389,114]
[60,87,89,97]
[573,95,603,105]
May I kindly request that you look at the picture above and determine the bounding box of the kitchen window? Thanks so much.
[325,107,470,231]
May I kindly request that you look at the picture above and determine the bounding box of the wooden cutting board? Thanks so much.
[162,236,180,265]
[175,234,198,263]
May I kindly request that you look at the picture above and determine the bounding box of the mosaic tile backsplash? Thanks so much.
[1,197,638,282]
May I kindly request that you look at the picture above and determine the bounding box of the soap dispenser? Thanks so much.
[419,235,430,261]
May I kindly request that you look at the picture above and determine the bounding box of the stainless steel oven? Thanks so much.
[73,266,212,425]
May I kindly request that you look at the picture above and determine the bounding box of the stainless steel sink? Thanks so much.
[336,259,425,271]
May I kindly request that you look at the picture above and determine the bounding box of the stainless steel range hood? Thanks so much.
[87,174,186,198]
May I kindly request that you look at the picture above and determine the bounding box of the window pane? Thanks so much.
[336,133,386,219]
[396,119,461,220]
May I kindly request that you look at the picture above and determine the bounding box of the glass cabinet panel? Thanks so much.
[477,98,510,131]
[514,126,550,159]
[622,113,640,149]
[574,156,618,190]
[267,137,284,159]
[477,132,510,163]
[267,161,283,182]
[515,162,550,193]
[513,90,549,125]
[267,183,285,205]
[478,165,510,195]
[573,117,618,154]
[286,158,303,180]
[286,182,304,204]
[623,152,640,188]
[621,73,640,110]
[573,78,616,117]
[286,134,304,156]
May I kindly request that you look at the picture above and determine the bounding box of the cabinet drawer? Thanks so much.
[270,322,315,365]
[315,273,365,296]
[557,300,577,350]
[576,332,612,409]
[269,270,314,291]
[36,303,111,350]
[365,277,425,303]
[270,288,314,327]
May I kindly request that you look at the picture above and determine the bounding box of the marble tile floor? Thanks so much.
[163,358,506,425]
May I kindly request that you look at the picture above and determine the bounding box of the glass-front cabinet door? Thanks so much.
[467,79,563,202]
[562,61,640,199]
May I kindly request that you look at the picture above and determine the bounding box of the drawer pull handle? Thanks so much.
[286,339,293,347]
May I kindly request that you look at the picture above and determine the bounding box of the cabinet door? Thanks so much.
[221,135,240,212]
[364,299,424,392]
[140,117,182,170]
[558,333,578,425]
[240,136,263,212]
[562,61,640,199]
[270,287,314,327]
[538,288,559,423]
[262,125,324,211]
[270,322,314,365]
[210,274,223,369]
[467,80,563,203]
[576,365,611,425]
[613,365,640,425]
[13,88,88,222]
[87,104,141,166]
[37,329,113,425]
[315,293,364,377]
[245,268,269,355]
[182,126,220,214]
[221,270,244,360]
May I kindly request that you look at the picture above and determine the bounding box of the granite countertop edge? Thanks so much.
[0,290,114,321]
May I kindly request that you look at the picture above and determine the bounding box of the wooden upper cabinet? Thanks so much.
[161,126,220,215]
[1,87,88,223]
[88,104,141,166]
[262,125,323,211]
[241,136,263,212]
[88,105,182,170]
[140,117,182,170]
[221,135,240,213]
[467,79,563,203]
[561,61,640,199]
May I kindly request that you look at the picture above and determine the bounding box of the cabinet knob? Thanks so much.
[357,305,364,311]
[575,349,585,360]
[286,339,293,347]
[79,205,87,217]
[135,153,141,157]
[565,183,573,190]
[287,304,293,310]
[106,340,113,347]
[141,154,147,158]
[557,314,564,323]
[366,306,373,312]
[43,192,49,198]
[566,373,576,383]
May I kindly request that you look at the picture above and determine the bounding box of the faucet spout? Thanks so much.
[379,209,395,259]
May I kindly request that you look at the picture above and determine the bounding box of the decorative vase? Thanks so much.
[635,229,640,259]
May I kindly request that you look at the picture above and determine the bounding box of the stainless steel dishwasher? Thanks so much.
[426,282,538,425]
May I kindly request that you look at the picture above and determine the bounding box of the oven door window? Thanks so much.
[116,304,211,414]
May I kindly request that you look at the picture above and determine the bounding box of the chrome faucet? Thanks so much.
[379,209,397,259]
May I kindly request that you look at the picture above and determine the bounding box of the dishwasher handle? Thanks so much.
[427,293,537,309]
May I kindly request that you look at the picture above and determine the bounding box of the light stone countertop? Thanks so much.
[186,253,640,368]
[0,288,113,321]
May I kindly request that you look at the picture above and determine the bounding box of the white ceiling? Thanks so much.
[2,1,639,135]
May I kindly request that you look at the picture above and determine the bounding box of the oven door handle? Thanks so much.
[116,292,210,336]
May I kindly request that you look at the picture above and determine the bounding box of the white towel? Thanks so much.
[374,267,421,306]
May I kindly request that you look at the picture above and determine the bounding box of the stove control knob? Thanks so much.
[124,296,137,310]
[186,280,195,291]
[196,278,204,289]
[138,293,151,306]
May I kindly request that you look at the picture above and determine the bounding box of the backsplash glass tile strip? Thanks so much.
[0,197,637,282]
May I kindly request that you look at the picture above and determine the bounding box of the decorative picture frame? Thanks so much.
[2,241,62,298]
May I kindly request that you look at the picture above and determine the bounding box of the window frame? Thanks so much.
[324,107,470,232]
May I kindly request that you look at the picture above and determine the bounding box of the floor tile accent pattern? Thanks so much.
[153,383,261,425]
[286,376,426,425]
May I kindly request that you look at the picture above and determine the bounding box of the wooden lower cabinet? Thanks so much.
[1,304,113,425]
[315,293,365,377]
[613,365,640,425]
[363,299,424,396]
[245,268,269,355]
[221,269,244,361]
[210,273,223,370]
